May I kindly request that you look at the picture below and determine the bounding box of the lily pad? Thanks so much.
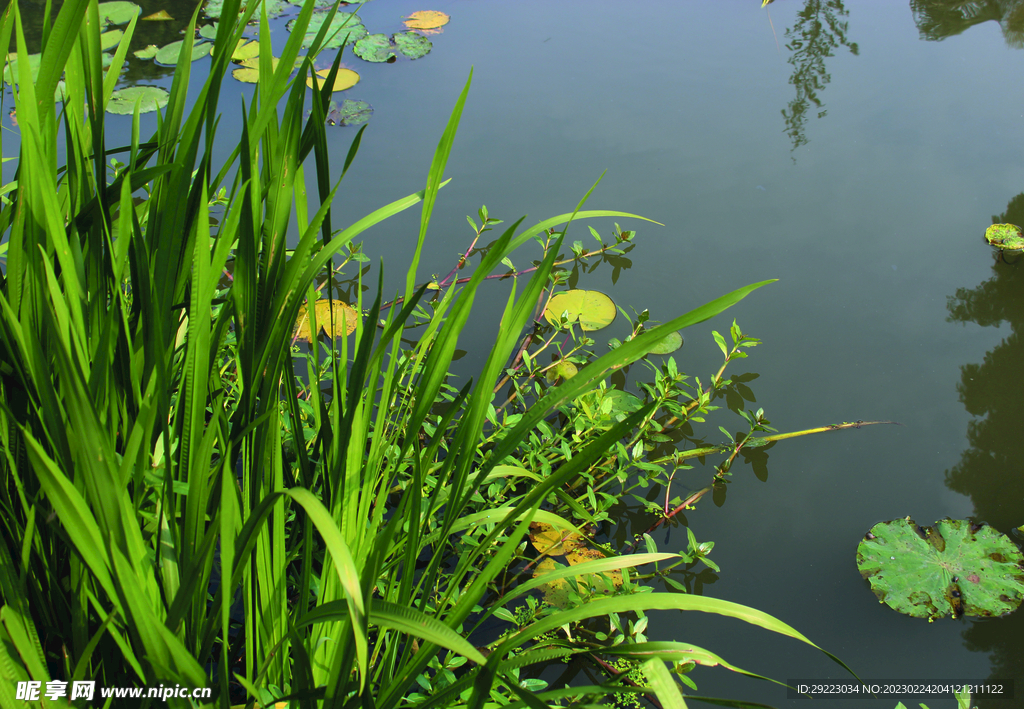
[198,23,220,41]
[353,34,395,63]
[306,68,359,92]
[393,31,432,59]
[545,360,578,383]
[404,10,449,30]
[231,56,304,83]
[544,290,616,332]
[530,521,587,557]
[154,40,212,65]
[203,0,288,19]
[857,517,1024,620]
[107,86,170,115]
[287,12,367,49]
[984,223,1024,251]
[98,1,140,25]
[327,99,372,126]
[646,330,683,355]
[100,29,124,51]
[293,299,360,342]
[2,52,41,85]
[142,9,173,20]
[211,39,260,61]
[530,523,622,609]
[133,44,159,59]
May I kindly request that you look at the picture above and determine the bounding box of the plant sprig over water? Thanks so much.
[0,0,877,706]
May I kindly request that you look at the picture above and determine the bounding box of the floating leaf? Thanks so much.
[393,31,432,59]
[327,99,372,126]
[133,44,159,59]
[529,521,586,557]
[984,223,1024,251]
[100,29,124,51]
[530,524,622,609]
[293,299,360,343]
[107,86,170,115]
[211,39,260,61]
[203,0,288,19]
[287,12,367,49]
[545,360,578,383]
[646,330,683,355]
[857,517,1024,621]
[544,290,616,332]
[306,68,359,92]
[198,23,219,41]
[353,34,395,63]
[2,52,41,85]
[98,1,140,25]
[141,9,173,20]
[231,56,303,83]
[155,40,212,65]
[404,10,449,30]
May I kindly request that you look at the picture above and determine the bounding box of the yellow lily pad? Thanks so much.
[212,39,259,61]
[142,9,173,19]
[293,299,360,343]
[529,521,585,556]
[543,290,616,331]
[306,67,359,92]
[404,10,449,29]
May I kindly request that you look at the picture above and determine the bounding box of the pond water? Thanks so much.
[5,0,1024,707]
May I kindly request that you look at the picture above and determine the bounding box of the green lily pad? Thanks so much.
[100,29,124,51]
[203,0,288,19]
[353,34,395,63]
[544,290,616,332]
[2,52,41,85]
[646,330,683,355]
[98,1,140,25]
[107,86,170,115]
[984,223,1024,251]
[546,360,578,383]
[327,99,372,126]
[393,31,432,59]
[133,44,159,59]
[856,517,1024,621]
[287,12,367,49]
[198,24,220,41]
[154,40,212,65]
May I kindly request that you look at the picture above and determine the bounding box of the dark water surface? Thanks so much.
[5,0,1024,707]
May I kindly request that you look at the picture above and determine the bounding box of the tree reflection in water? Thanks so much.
[780,0,858,157]
[912,0,1024,48]
[944,194,1024,709]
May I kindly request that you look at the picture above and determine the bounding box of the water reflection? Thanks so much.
[779,0,858,157]
[944,193,1024,707]
[911,0,1024,47]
